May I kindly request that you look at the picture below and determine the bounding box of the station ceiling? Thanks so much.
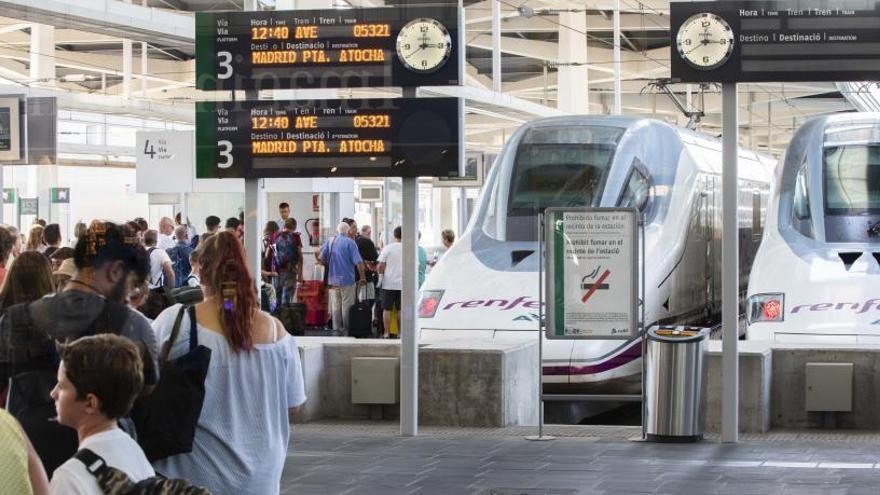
[0,0,860,156]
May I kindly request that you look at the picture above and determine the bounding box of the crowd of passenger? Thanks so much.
[0,202,454,494]
[0,214,305,494]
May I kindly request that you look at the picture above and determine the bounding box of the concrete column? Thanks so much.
[123,39,133,99]
[141,42,149,97]
[721,83,739,443]
[492,0,501,92]
[612,0,621,114]
[29,24,55,86]
[557,12,588,113]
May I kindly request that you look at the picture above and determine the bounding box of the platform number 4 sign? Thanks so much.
[143,139,157,158]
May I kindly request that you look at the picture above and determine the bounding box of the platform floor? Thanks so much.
[281,422,880,494]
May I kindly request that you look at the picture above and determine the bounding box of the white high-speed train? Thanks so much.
[747,113,880,343]
[419,116,775,392]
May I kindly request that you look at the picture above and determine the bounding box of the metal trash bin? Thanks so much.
[645,325,709,442]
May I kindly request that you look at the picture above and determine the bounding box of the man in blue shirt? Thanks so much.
[320,222,366,335]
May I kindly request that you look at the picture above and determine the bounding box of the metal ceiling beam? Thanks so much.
[0,0,194,46]
[468,13,668,32]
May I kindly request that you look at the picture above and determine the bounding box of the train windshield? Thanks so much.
[823,144,880,215]
[504,126,624,241]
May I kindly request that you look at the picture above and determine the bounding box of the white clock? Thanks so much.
[676,13,734,70]
[396,18,452,73]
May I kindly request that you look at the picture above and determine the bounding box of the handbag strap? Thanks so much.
[187,305,198,351]
[160,305,187,363]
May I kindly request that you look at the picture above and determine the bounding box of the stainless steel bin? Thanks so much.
[645,325,709,442]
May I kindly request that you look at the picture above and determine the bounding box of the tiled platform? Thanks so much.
[281,421,880,494]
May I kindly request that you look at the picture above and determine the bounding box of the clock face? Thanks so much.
[396,18,452,73]
[676,13,735,70]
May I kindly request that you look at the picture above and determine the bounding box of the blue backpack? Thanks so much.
[274,231,299,269]
[166,245,192,288]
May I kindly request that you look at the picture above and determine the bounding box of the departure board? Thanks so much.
[671,0,880,82]
[195,97,462,179]
[195,5,461,90]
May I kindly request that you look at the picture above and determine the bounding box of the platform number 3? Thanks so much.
[217,51,233,80]
[217,140,233,168]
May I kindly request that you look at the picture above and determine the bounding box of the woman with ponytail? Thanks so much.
[150,231,306,495]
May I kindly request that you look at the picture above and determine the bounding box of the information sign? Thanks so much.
[671,0,880,82]
[195,4,461,90]
[195,97,462,179]
[50,187,70,204]
[19,197,38,216]
[2,188,15,204]
[545,208,638,340]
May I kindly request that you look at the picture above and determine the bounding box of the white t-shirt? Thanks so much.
[377,242,403,291]
[49,428,154,495]
[148,247,172,288]
[157,234,176,251]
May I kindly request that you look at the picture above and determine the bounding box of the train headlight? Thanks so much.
[748,293,785,323]
[418,290,444,318]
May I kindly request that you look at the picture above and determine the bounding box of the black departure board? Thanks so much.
[195,97,462,179]
[195,5,461,90]
[671,0,880,82]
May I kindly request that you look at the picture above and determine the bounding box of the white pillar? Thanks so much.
[122,39,133,99]
[491,0,501,92]
[557,12,588,113]
[401,176,419,437]
[612,0,621,114]
[721,83,739,443]
[141,42,149,97]
[29,24,55,86]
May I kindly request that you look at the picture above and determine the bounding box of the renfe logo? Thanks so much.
[791,299,880,315]
[443,296,542,311]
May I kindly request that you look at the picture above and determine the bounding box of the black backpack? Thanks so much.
[130,305,211,462]
[73,448,211,494]
[5,299,130,476]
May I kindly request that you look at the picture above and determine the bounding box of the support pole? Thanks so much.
[612,0,622,115]
[122,39,132,99]
[242,57,262,298]
[141,42,148,97]
[400,87,419,437]
[458,187,468,233]
[401,175,419,437]
[491,0,501,92]
[721,83,739,444]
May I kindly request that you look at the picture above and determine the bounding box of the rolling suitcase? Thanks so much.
[348,286,373,338]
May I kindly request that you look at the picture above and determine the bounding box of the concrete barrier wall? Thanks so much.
[294,336,539,427]
[771,346,880,429]
[706,341,773,434]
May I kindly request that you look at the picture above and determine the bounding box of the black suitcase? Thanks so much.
[348,300,373,338]
[276,303,306,336]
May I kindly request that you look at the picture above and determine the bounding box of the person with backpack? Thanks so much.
[274,218,303,306]
[0,220,157,476]
[48,334,154,493]
[166,225,192,289]
[143,230,174,319]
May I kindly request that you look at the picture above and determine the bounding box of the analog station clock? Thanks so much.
[676,13,735,70]
[396,18,452,73]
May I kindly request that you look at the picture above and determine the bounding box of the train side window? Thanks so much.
[618,163,650,214]
[793,163,811,220]
[752,190,763,237]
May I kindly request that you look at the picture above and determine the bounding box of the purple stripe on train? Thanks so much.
[543,340,642,376]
